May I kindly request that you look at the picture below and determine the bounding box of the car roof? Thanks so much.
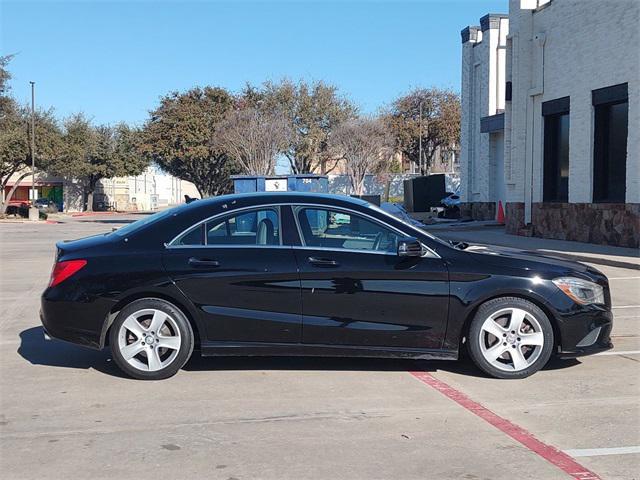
[189,192,371,209]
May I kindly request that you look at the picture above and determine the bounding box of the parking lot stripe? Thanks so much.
[563,446,640,457]
[409,372,602,480]
[612,305,640,309]
[594,350,640,356]
[608,276,640,280]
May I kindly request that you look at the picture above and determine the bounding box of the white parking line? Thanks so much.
[564,446,640,457]
[595,350,640,356]
[608,276,640,280]
[612,305,640,309]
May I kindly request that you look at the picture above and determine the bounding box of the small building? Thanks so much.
[95,165,199,211]
[3,165,199,212]
[460,0,639,247]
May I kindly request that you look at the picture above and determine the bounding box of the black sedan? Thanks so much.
[41,193,613,380]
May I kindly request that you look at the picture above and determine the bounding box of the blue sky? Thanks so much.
[2,0,505,126]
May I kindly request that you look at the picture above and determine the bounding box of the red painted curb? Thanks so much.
[409,371,602,480]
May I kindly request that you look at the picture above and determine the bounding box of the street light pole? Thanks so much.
[30,81,36,203]
[418,100,423,176]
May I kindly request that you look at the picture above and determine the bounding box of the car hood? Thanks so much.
[464,244,589,273]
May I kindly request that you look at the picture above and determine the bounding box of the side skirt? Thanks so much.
[201,342,459,361]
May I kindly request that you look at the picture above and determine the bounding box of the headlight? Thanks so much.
[552,277,605,305]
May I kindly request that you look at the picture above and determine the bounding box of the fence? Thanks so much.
[328,173,460,199]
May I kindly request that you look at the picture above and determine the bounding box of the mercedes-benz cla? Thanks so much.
[41,193,613,380]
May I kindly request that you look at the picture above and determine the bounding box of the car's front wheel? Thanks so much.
[109,298,194,380]
[467,297,554,379]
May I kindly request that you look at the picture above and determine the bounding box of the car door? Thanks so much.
[162,206,302,344]
[293,206,449,350]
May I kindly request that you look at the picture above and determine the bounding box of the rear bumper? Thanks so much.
[40,308,102,349]
[40,291,116,350]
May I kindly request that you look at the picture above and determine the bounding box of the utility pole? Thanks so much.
[30,81,36,202]
[418,100,423,176]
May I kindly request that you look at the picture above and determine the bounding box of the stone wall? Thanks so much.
[505,202,640,248]
[461,202,497,221]
[505,202,525,234]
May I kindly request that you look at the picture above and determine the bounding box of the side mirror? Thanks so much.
[397,237,423,257]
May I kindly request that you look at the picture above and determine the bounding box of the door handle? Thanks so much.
[307,256,339,267]
[188,257,220,268]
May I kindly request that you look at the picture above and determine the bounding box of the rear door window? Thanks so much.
[170,208,281,247]
[206,208,280,246]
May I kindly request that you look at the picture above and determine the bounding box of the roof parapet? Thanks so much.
[461,26,481,44]
[480,13,509,32]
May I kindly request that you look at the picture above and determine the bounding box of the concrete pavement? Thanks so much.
[1,215,638,479]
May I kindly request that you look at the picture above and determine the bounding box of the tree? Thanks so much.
[0,101,64,214]
[139,86,238,197]
[243,79,357,174]
[329,118,393,196]
[50,115,147,211]
[1,55,63,214]
[215,106,290,175]
[386,87,460,175]
[1,54,15,112]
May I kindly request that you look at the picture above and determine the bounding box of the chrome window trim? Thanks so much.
[166,205,283,248]
[165,202,440,259]
[165,244,293,250]
[293,245,396,256]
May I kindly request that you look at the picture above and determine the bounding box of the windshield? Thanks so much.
[111,203,189,237]
[366,203,451,248]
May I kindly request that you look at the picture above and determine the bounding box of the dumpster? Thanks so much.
[232,175,328,194]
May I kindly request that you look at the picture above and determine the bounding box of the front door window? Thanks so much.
[296,207,399,253]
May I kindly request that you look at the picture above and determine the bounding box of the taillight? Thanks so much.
[49,259,87,287]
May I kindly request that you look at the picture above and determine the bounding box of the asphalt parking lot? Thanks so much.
[1,214,638,480]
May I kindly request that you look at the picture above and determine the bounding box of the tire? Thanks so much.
[467,297,554,379]
[109,298,194,380]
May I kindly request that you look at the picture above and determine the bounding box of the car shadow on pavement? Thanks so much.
[184,353,581,378]
[17,326,129,379]
[18,326,581,379]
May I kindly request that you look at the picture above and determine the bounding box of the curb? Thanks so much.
[70,211,121,217]
[542,251,640,272]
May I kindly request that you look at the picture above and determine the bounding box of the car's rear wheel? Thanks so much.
[109,298,194,380]
[467,297,554,379]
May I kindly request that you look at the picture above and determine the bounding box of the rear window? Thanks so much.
[112,204,189,238]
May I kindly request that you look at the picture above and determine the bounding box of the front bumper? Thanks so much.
[556,307,613,358]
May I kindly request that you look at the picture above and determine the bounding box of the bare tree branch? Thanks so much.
[215,107,290,176]
[329,118,393,196]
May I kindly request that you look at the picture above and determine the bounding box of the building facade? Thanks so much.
[460,0,639,247]
[3,165,199,212]
[94,165,199,211]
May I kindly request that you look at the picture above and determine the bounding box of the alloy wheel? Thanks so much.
[117,308,182,372]
[478,307,545,372]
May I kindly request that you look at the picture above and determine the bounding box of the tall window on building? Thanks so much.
[593,83,628,203]
[542,97,570,202]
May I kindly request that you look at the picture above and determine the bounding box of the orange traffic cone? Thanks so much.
[496,200,505,225]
